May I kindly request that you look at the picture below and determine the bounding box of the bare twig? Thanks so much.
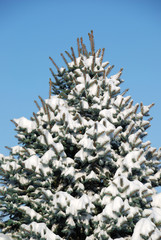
[49,57,59,72]
[100,48,105,65]
[77,38,80,57]
[34,100,40,110]
[65,50,73,61]
[71,47,76,65]
[61,53,69,68]
[49,78,52,99]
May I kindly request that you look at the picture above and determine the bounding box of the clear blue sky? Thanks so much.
[0,0,161,156]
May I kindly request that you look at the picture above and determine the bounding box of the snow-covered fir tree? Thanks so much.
[0,31,161,240]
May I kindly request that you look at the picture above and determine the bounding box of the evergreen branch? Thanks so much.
[51,84,60,95]
[22,147,30,156]
[59,91,67,99]
[49,68,60,85]
[0,168,5,173]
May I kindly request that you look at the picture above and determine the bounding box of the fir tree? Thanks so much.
[0,31,161,240]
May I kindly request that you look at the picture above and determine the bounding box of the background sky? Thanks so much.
[0,0,161,159]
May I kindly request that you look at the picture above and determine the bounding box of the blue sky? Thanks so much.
[0,0,161,156]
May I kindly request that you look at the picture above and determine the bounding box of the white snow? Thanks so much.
[13,117,37,133]
[63,166,75,179]
[79,134,95,150]
[86,122,107,137]
[152,193,161,208]
[24,155,40,170]
[109,81,120,94]
[132,218,161,240]
[0,234,13,240]
[75,83,85,94]
[51,124,61,133]
[86,171,99,181]
[99,108,117,123]
[81,100,89,109]
[88,82,99,96]
[52,141,64,155]
[38,129,53,145]
[148,207,161,225]
[19,206,42,220]
[128,130,142,145]
[83,56,93,68]
[21,222,62,240]
[45,96,66,110]
[101,92,110,107]
[59,67,65,73]
[14,173,28,185]
[114,95,124,107]
[1,161,20,172]
[66,216,75,227]
[141,104,153,115]
[102,61,109,68]
[11,146,24,154]
[100,118,115,133]
[122,150,146,173]
[75,148,88,162]
[41,148,57,164]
